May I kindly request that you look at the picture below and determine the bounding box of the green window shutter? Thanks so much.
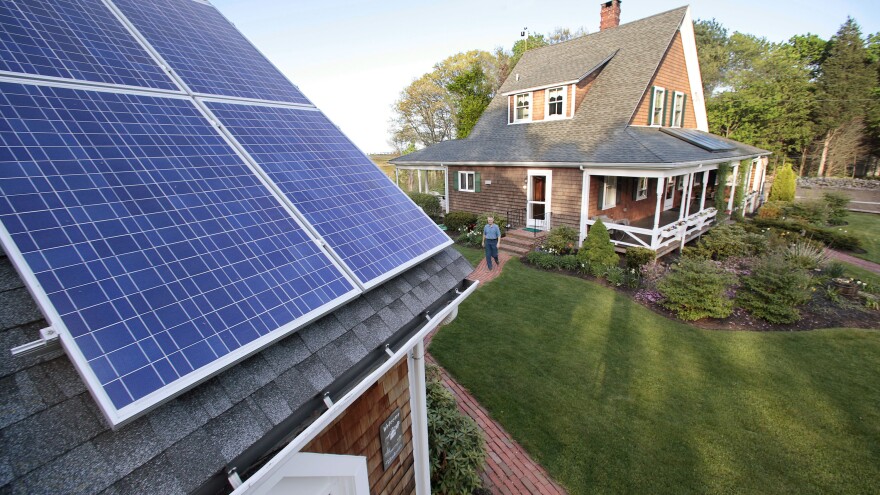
[662,91,669,127]
[453,171,459,191]
[681,94,688,126]
[648,86,656,125]
[474,172,481,192]
[597,176,605,209]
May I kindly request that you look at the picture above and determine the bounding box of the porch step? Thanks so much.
[498,228,546,257]
[500,235,534,249]
[499,243,531,256]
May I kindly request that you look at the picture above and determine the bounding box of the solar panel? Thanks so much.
[0,0,176,90]
[660,127,737,152]
[0,81,358,422]
[205,102,452,287]
[111,0,310,105]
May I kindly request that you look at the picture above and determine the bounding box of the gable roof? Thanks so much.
[0,247,473,493]
[394,6,767,167]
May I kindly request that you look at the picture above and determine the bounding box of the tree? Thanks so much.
[768,163,796,201]
[446,64,493,138]
[815,18,877,176]
[509,33,548,70]
[694,19,730,94]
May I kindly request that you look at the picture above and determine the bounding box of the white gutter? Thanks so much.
[231,280,479,495]
[394,154,768,169]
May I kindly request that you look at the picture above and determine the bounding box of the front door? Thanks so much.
[663,176,676,211]
[527,170,552,230]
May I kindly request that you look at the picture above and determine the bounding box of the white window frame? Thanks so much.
[601,176,618,210]
[650,86,666,126]
[458,171,475,192]
[671,91,685,127]
[636,177,648,201]
[677,176,684,190]
[545,86,566,119]
[514,93,532,122]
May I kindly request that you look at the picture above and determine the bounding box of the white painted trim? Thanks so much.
[502,80,579,96]
[671,91,686,128]
[240,453,369,495]
[394,166,447,171]
[649,86,666,127]
[544,86,568,120]
[232,281,480,495]
[679,7,709,131]
[526,169,553,230]
[458,171,476,192]
[511,92,533,123]
[392,155,766,169]
[570,83,576,117]
[600,176,618,210]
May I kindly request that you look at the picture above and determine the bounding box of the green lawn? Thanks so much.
[846,212,880,264]
[431,259,880,495]
[453,244,484,266]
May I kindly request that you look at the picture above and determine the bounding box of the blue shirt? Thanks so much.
[483,224,501,240]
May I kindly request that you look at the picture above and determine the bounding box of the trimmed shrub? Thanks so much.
[544,226,580,255]
[577,219,619,275]
[737,255,813,324]
[768,163,796,202]
[408,192,442,220]
[783,200,829,225]
[524,251,578,271]
[694,224,767,260]
[426,365,486,494]
[658,258,735,321]
[444,211,478,233]
[823,261,846,279]
[822,192,850,225]
[757,201,784,220]
[475,212,507,239]
[559,254,580,271]
[625,247,656,270]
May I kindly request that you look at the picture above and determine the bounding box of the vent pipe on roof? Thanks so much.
[600,0,621,31]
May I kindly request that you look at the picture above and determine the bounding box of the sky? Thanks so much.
[211,0,879,153]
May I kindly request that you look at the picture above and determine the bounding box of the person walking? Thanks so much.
[482,216,501,270]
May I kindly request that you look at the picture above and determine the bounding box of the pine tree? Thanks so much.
[577,219,619,274]
[768,163,796,201]
[816,18,877,176]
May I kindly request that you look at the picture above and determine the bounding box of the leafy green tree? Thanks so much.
[815,18,877,176]
[509,34,548,70]
[446,64,493,138]
[694,19,730,94]
[577,219,618,274]
[768,163,797,201]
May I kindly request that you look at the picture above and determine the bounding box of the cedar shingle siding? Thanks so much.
[630,32,698,127]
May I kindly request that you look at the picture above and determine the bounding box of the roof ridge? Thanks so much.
[515,5,689,62]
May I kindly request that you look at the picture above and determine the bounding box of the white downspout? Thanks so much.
[578,167,590,245]
[408,340,430,495]
[727,163,739,213]
[651,177,664,249]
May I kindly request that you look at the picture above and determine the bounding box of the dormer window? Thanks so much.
[650,86,665,126]
[671,91,686,127]
[515,93,531,122]
[546,87,565,118]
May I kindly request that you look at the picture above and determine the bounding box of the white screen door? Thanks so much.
[527,170,552,230]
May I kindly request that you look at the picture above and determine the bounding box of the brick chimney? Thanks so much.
[599,0,621,31]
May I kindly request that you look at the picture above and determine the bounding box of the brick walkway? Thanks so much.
[827,249,880,275]
[425,256,568,495]
[467,252,514,284]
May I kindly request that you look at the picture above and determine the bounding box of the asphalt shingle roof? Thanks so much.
[0,246,472,494]
[394,6,767,167]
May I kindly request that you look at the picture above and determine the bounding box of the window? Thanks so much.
[650,86,665,126]
[458,171,475,192]
[601,176,618,210]
[546,87,565,118]
[677,176,684,190]
[514,93,531,122]
[671,91,686,127]
[636,177,648,200]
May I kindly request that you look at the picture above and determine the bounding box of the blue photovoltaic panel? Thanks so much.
[112,0,310,105]
[660,127,737,152]
[0,82,356,414]
[207,103,452,285]
[0,0,177,90]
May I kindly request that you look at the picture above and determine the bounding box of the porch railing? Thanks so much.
[585,207,717,251]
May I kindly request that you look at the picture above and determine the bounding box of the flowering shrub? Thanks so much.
[456,229,482,248]
[635,289,663,305]
[543,226,579,255]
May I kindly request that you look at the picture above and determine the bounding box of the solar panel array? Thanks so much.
[112,0,311,105]
[660,127,737,152]
[0,0,177,90]
[207,103,452,286]
[0,0,449,424]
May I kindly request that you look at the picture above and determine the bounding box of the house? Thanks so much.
[0,0,476,494]
[393,1,770,255]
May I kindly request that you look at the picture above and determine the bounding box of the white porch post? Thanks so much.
[395,167,400,188]
[699,170,709,211]
[417,169,423,193]
[683,173,694,218]
[652,177,664,248]
[727,163,739,213]
[408,340,431,495]
[579,172,591,244]
[678,174,690,221]
[443,167,449,213]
